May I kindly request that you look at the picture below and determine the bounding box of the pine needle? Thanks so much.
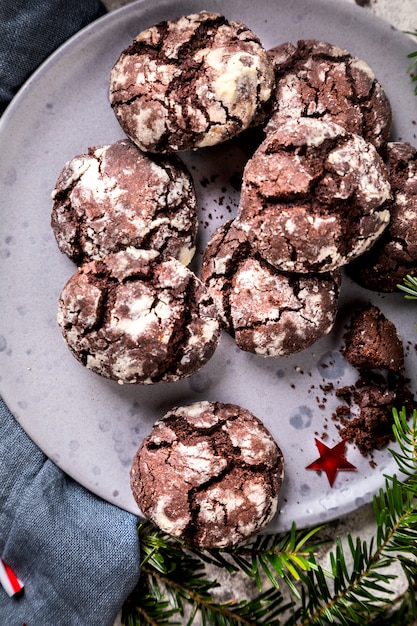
[397,274,417,299]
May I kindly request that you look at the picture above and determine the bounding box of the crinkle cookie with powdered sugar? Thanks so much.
[109,11,274,153]
[51,139,198,265]
[236,117,392,274]
[348,141,417,291]
[57,248,220,384]
[265,39,392,151]
[201,220,341,356]
[130,401,284,548]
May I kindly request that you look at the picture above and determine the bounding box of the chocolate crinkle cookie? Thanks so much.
[51,139,198,265]
[348,142,417,292]
[340,304,404,373]
[130,401,284,548]
[265,39,392,151]
[57,248,220,384]
[201,220,341,356]
[236,117,392,273]
[109,11,275,153]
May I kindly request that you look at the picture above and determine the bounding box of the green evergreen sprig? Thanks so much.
[397,274,417,299]
[291,409,417,626]
[122,408,417,626]
[122,520,323,625]
[197,523,326,598]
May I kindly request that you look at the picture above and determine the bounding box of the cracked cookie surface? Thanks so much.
[109,11,274,153]
[51,139,198,265]
[57,248,220,384]
[265,39,392,151]
[348,142,417,291]
[236,117,392,273]
[201,220,341,356]
[130,401,284,547]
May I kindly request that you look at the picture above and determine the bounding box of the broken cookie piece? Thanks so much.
[334,373,414,454]
[51,139,198,265]
[130,401,284,547]
[109,11,274,152]
[266,39,392,151]
[236,117,392,273]
[341,304,404,373]
[57,248,220,384]
[333,305,414,455]
[201,219,341,356]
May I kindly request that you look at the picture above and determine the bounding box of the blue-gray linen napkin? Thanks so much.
[0,1,141,624]
[0,403,141,625]
[0,0,106,111]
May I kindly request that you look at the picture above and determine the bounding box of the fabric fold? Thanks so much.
[1,400,141,626]
[0,0,107,111]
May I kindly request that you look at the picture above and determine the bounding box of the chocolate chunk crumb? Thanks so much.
[341,304,404,372]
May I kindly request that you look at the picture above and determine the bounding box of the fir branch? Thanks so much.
[374,581,417,626]
[141,562,253,625]
[285,409,417,626]
[290,534,398,625]
[389,407,417,477]
[123,521,319,625]
[199,523,326,598]
[126,556,289,626]
[397,274,417,299]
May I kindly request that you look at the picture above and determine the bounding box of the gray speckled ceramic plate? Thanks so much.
[1,0,416,532]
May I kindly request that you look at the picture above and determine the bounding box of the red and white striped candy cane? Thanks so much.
[0,558,24,597]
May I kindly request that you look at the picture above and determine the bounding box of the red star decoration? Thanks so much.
[305,438,357,487]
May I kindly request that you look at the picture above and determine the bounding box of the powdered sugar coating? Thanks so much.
[57,248,220,384]
[266,39,392,150]
[130,401,284,547]
[348,142,417,291]
[109,11,274,153]
[236,117,391,273]
[201,220,341,356]
[51,139,198,265]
